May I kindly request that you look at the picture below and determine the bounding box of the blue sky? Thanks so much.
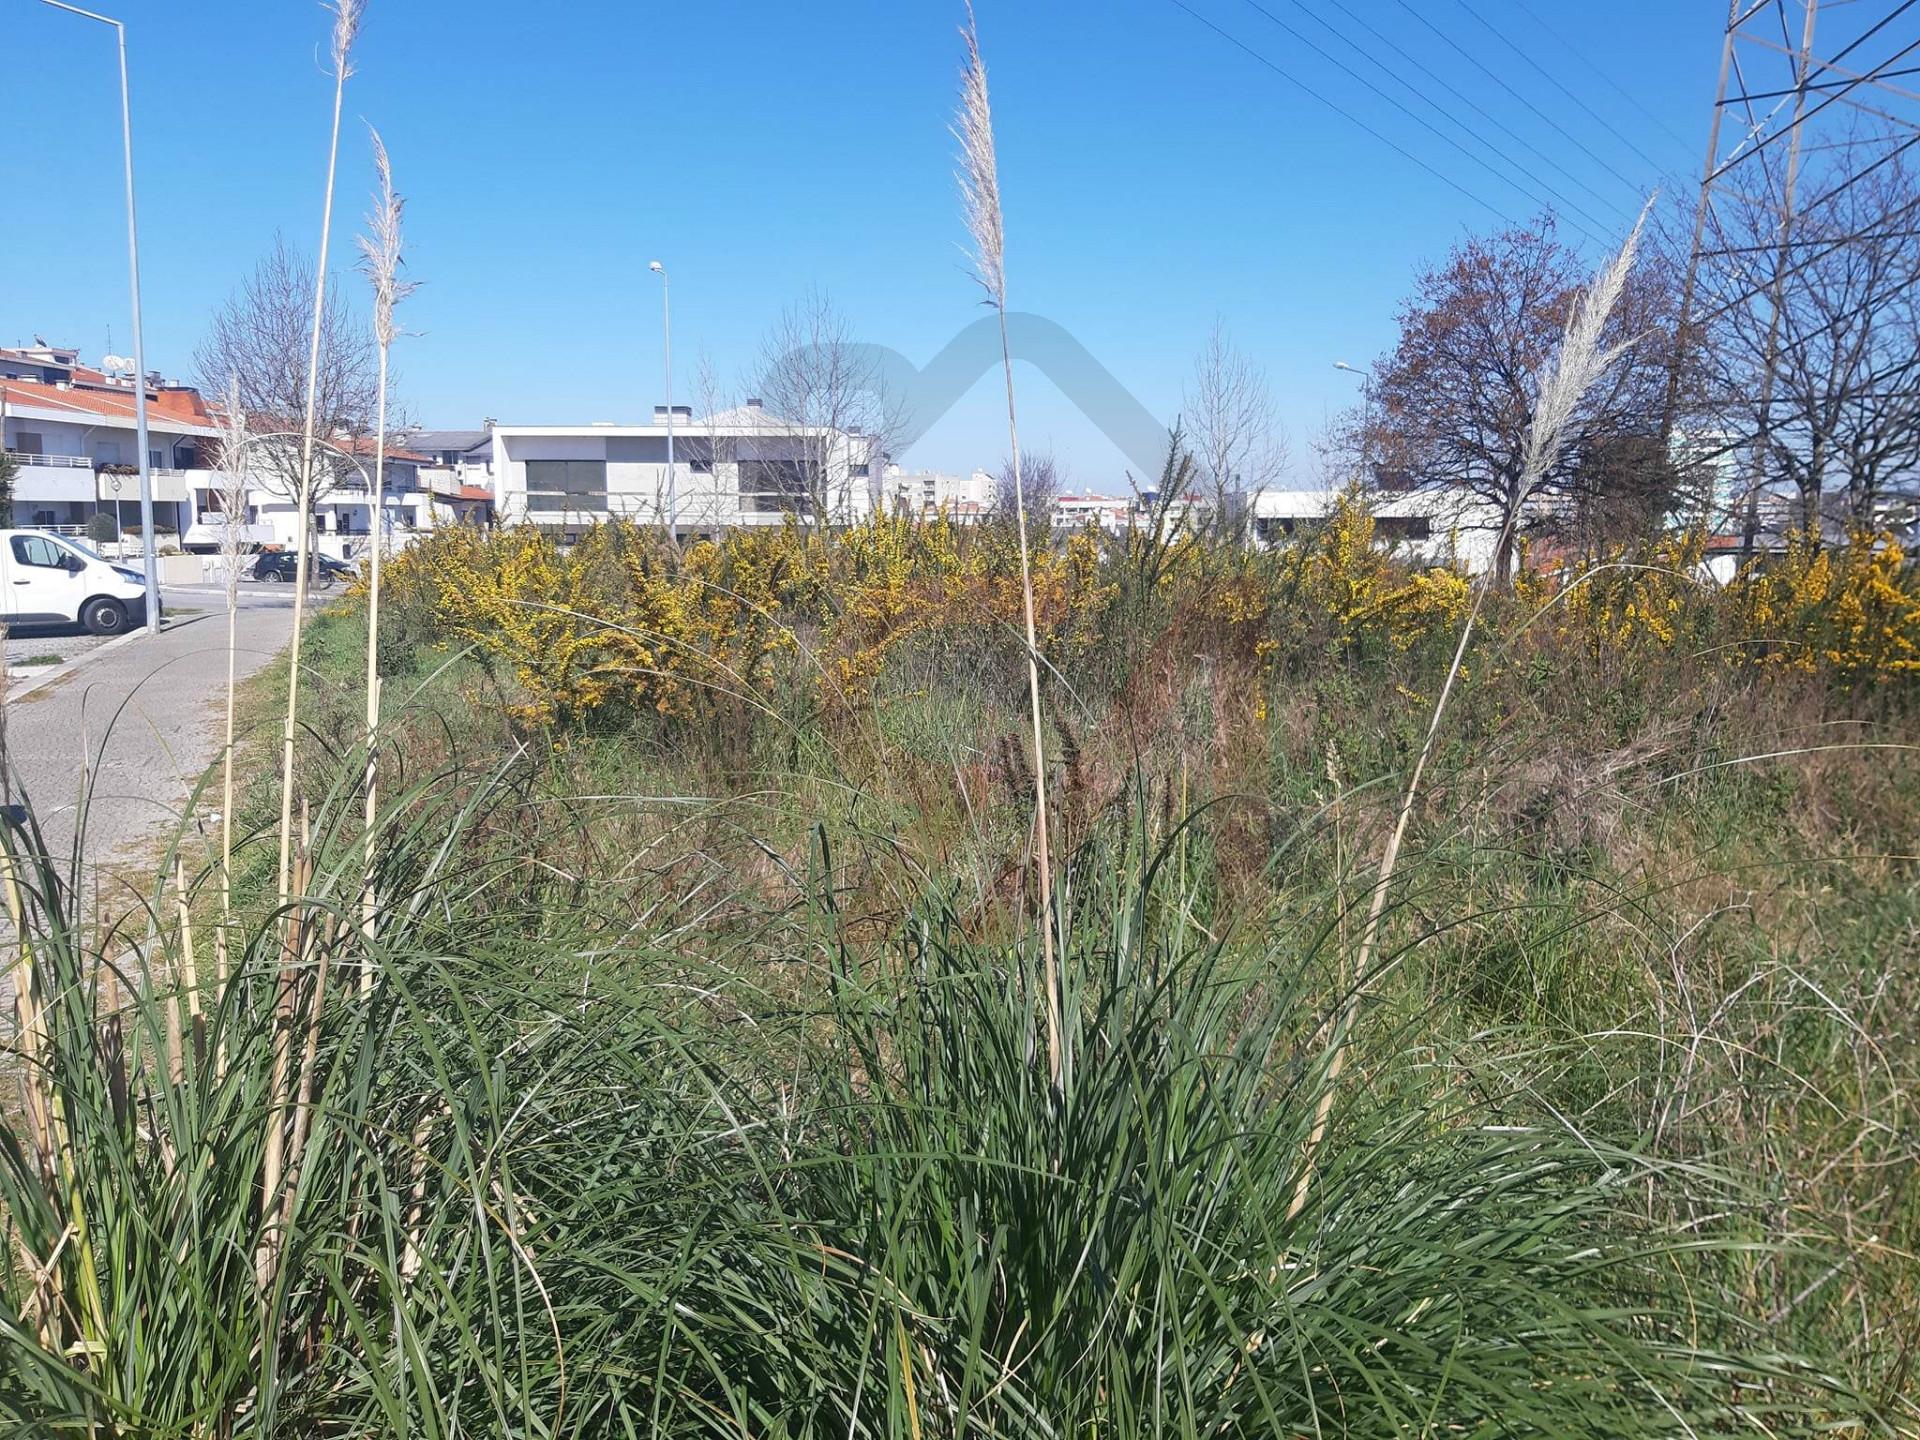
[5,0,1725,487]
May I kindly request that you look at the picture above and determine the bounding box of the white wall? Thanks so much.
[494,425,881,534]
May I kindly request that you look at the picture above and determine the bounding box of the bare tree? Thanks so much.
[1357,214,1675,584]
[751,287,900,526]
[994,450,1061,524]
[1185,318,1287,536]
[688,351,736,533]
[194,234,381,521]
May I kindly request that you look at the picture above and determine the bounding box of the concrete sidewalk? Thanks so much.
[0,593,297,896]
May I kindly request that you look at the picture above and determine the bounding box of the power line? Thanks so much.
[1290,0,1636,225]
[1233,0,1619,244]
[1162,0,1524,225]
[1700,142,1920,327]
[1505,0,1698,154]
[1385,0,1652,197]
[1729,63,1920,103]
[1450,0,1674,175]
[1822,0,1920,73]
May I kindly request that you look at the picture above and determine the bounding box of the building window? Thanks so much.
[12,431,43,456]
[738,459,807,514]
[524,459,607,512]
[850,462,870,478]
[1375,516,1432,542]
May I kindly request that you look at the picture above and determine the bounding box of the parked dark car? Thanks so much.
[251,551,356,586]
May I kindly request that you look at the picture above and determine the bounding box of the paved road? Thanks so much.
[1,586,298,899]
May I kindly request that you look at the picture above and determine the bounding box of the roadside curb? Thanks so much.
[5,623,165,705]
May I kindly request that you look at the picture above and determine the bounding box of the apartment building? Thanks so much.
[491,400,883,540]
[1,344,215,537]
[885,466,994,522]
[3,342,484,554]
[1053,492,1136,534]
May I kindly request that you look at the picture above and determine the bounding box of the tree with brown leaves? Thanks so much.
[1357,216,1676,583]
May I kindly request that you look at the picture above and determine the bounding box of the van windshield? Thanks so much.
[57,538,105,563]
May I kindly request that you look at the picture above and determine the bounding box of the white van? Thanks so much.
[0,530,155,636]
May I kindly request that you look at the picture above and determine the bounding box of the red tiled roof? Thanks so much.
[454,485,493,502]
[0,375,217,429]
[338,434,433,463]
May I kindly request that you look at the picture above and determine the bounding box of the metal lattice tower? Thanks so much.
[1672,0,1920,538]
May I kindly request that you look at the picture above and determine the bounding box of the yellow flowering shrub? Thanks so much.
[1276,495,1470,654]
[1730,528,1920,680]
[1545,530,1707,655]
[366,510,1916,735]
[375,515,1119,726]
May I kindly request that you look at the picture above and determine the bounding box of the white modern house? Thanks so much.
[1250,486,1504,573]
[491,400,884,540]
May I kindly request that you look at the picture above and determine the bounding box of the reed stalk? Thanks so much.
[356,127,413,967]
[275,0,363,905]
[1288,204,1652,1221]
[955,1,1062,1086]
[256,846,311,1296]
[214,380,248,1010]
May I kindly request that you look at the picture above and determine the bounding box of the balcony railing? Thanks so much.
[4,452,207,476]
[5,451,91,469]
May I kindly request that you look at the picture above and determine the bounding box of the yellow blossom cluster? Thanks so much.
[370,516,1112,726]
[1730,528,1920,679]
[1273,495,1471,654]
[1546,530,1707,654]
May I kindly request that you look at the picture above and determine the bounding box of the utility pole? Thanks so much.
[1671,1,1920,556]
[649,260,674,541]
[1741,1,1819,557]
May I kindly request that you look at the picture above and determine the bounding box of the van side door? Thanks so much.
[7,533,83,624]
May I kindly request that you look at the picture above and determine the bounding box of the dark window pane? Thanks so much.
[524,459,606,509]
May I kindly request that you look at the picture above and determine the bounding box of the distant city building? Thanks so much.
[1053,492,1134,534]
[886,465,993,521]
[492,399,885,540]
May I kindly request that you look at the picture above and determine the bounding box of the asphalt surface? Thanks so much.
[5,625,120,671]
[1,585,299,900]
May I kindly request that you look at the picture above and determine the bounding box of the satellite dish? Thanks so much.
[102,354,134,375]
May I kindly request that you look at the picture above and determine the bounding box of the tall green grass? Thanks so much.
[0,734,1882,1434]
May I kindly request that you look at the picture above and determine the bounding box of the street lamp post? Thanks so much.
[42,0,160,634]
[1334,360,1375,483]
[648,260,674,539]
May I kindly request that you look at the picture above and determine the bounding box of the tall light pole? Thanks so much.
[42,0,160,633]
[648,259,674,538]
